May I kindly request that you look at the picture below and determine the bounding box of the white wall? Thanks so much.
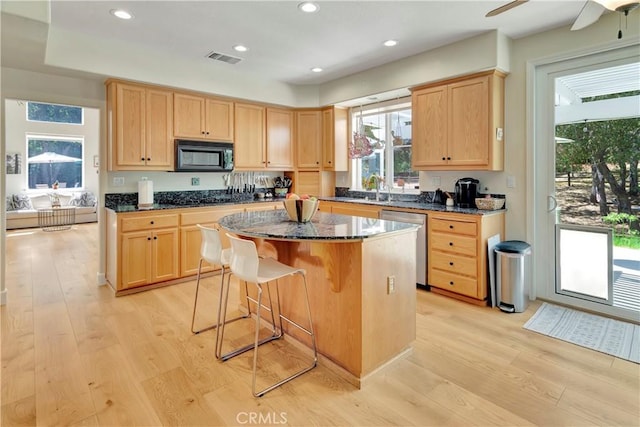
[4,99,99,196]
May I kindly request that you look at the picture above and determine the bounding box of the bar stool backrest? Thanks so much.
[198,224,227,265]
[227,234,260,283]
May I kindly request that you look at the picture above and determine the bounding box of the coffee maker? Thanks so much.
[455,177,480,208]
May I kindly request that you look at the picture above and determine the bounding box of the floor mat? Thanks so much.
[524,302,640,363]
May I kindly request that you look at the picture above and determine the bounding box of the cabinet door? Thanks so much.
[412,85,448,168]
[205,98,234,141]
[121,231,151,289]
[234,103,266,169]
[448,76,489,166]
[145,89,173,169]
[174,93,206,138]
[180,224,218,277]
[266,108,294,169]
[115,84,146,168]
[296,110,322,168]
[151,228,179,283]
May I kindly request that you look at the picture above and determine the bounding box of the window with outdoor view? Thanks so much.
[27,101,83,125]
[350,102,417,192]
[27,136,84,189]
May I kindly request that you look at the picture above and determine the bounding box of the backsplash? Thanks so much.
[334,186,506,207]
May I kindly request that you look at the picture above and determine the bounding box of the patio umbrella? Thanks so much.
[28,152,81,187]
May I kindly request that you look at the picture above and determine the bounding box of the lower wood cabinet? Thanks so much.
[427,211,504,304]
[106,202,285,294]
[329,203,380,219]
[106,210,180,292]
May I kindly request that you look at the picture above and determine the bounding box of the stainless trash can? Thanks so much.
[495,240,531,313]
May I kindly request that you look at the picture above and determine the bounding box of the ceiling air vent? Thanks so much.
[206,51,242,65]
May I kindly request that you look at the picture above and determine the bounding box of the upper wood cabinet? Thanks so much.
[234,103,266,169]
[411,70,505,171]
[234,104,295,170]
[322,106,348,171]
[106,81,173,171]
[266,107,294,169]
[295,110,322,169]
[173,93,234,141]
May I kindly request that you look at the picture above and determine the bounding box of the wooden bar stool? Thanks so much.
[217,234,317,397]
[190,225,250,341]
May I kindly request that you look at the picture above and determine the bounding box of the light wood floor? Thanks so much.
[2,223,639,426]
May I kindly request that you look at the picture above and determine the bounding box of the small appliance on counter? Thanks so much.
[455,177,480,208]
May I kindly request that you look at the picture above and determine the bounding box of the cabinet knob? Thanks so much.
[447,157,451,160]
[442,157,446,161]
[147,237,151,241]
[449,225,453,229]
[147,157,151,161]
[154,236,157,240]
[449,262,454,266]
[328,161,332,164]
[201,131,205,135]
[449,281,454,286]
[141,157,145,161]
[316,161,319,164]
[449,242,453,246]
[150,221,155,224]
[206,131,210,135]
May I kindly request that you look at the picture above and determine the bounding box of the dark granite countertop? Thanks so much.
[105,197,286,213]
[218,209,419,241]
[319,197,505,215]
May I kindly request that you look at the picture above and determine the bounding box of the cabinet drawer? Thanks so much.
[121,214,179,232]
[431,233,477,256]
[430,218,477,236]
[431,251,477,277]
[429,269,478,298]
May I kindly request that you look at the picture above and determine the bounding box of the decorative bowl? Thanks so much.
[475,198,505,210]
[283,199,319,223]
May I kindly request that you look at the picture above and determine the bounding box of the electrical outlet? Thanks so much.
[113,177,124,186]
[191,177,200,186]
[431,176,441,187]
[387,276,396,294]
[507,175,516,188]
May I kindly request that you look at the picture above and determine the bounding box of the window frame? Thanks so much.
[26,134,85,191]
[26,101,84,125]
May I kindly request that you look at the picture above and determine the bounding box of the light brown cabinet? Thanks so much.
[322,106,348,171]
[427,211,504,304]
[234,103,266,169]
[106,81,173,171]
[296,110,322,169]
[173,93,234,141]
[411,70,505,171]
[106,210,180,291]
[330,203,380,219]
[266,107,294,169]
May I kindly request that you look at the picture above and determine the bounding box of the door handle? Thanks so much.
[547,195,557,212]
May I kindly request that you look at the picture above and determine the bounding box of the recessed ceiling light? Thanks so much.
[110,9,133,20]
[298,2,319,13]
[233,45,248,52]
[311,67,323,73]
[383,40,398,47]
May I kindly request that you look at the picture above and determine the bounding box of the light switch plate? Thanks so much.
[113,177,124,186]
[507,175,516,188]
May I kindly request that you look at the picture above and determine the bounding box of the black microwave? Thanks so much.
[175,140,234,172]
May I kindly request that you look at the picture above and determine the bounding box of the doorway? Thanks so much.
[533,46,640,322]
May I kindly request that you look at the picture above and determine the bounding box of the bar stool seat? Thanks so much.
[217,234,317,397]
[190,225,250,341]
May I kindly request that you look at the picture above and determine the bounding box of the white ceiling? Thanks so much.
[3,0,598,86]
[2,0,638,109]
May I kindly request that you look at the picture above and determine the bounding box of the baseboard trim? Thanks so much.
[97,272,107,286]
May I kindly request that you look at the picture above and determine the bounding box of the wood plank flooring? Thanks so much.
[2,223,639,426]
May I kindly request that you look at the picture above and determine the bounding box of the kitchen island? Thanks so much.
[218,209,419,387]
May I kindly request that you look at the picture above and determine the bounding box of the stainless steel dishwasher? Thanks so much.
[380,210,427,288]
